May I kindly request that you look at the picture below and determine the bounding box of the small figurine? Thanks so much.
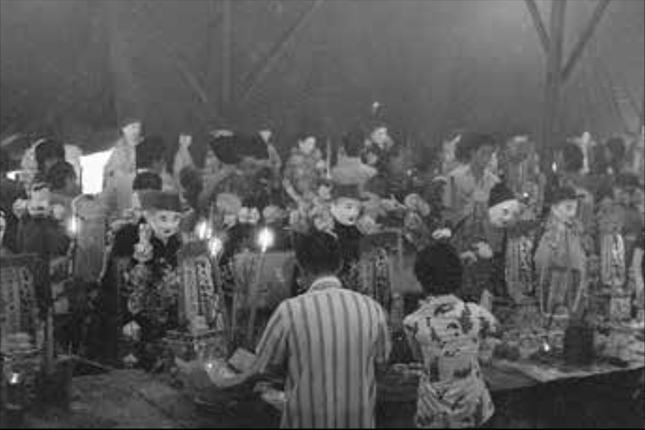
[534,186,587,320]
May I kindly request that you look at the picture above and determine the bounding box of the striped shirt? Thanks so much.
[252,276,391,429]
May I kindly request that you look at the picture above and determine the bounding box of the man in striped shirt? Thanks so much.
[219,231,392,428]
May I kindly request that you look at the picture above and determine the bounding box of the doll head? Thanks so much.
[296,132,317,156]
[369,123,390,149]
[330,184,364,226]
[140,191,183,241]
[549,186,580,222]
[27,180,52,218]
[488,182,522,228]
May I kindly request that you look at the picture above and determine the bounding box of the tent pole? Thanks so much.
[524,0,550,55]
[221,0,232,118]
[562,0,611,83]
[239,0,326,106]
[540,0,567,174]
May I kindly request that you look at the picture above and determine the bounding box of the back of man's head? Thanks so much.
[342,127,366,158]
[293,231,342,278]
[132,171,162,192]
[136,135,166,171]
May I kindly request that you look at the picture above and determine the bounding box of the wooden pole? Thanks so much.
[524,0,550,55]
[561,0,611,83]
[205,0,221,101]
[239,0,325,106]
[221,0,233,117]
[540,0,567,173]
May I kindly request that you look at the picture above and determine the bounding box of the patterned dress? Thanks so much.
[404,295,499,428]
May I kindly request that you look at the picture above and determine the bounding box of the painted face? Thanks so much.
[552,199,579,221]
[488,199,522,228]
[331,197,362,226]
[27,184,51,217]
[298,136,317,155]
[145,209,182,240]
[259,130,273,144]
[371,127,389,148]
[122,122,142,146]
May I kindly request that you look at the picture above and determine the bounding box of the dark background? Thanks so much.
[1,0,643,158]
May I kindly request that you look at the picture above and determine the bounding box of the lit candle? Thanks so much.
[208,236,223,258]
[257,227,275,254]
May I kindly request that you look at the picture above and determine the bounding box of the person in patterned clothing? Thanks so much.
[404,242,500,428]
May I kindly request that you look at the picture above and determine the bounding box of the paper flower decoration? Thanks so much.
[431,228,452,241]
[473,241,493,259]
[238,207,261,225]
[52,204,66,221]
[263,205,287,225]
[404,193,431,217]
[356,215,380,235]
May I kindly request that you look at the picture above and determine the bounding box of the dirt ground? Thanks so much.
[5,367,644,429]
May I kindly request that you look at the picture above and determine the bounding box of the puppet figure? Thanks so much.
[595,175,644,305]
[534,186,587,320]
[283,133,326,206]
[328,184,365,293]
[122,191,183,370]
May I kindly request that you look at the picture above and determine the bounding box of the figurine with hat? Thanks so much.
[595,173,644,296]
[122,190,184,371]
[534,185,587,320]
[487,181,540,308]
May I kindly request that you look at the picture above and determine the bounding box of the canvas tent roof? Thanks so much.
[1,0,643,157]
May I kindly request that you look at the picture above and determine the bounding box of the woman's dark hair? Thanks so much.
[342,127,365,157]
[179,166,203,210]
[293,231,342,277]
[136,135,166,170]
[414,242,463,296]
[454,132,496,163]
[46,161,76,191]
[34,138,65,173]
[208,135,240,165]
[132,171,162,191]
[560,142,584,173]
[295,131,317,143]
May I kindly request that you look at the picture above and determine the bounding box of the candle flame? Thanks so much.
[258,227,275,253]
[208,236,223,257]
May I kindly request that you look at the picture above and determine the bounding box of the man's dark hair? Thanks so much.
[342,127,365,157]
[414,242,463,296]
[46,161,76,191]
[132,171,162,191]
[295,131,317,143]
[136,135,166,170]
[454,132,496,163]
[606,136,626,162]
[293,231,342,277]
[34,138,65,173]
[560,142,584,173]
